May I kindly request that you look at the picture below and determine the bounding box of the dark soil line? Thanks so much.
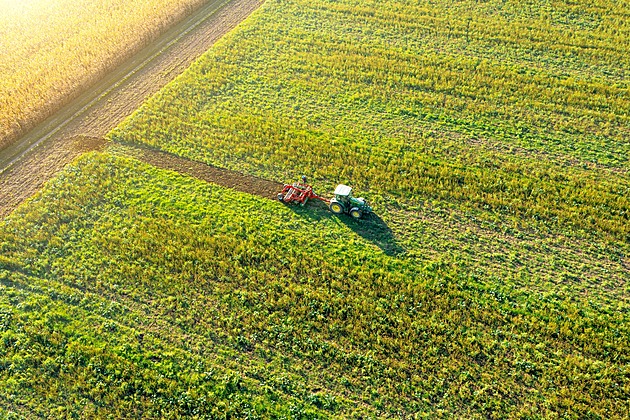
[116,142,283,200]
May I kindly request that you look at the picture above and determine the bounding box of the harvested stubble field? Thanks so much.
[1,0,629,417]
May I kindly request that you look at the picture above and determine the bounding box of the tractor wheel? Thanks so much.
[277,193,285,202]
[329,200,344,215]
[350,207,363,219]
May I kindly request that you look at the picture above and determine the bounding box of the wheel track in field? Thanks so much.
[0,0,264,219]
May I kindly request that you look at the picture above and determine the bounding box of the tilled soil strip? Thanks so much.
[117,142,283,200]
[0,0,263,219]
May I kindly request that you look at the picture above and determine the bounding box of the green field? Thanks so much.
[1,0,629,417]
[1,152,628,417]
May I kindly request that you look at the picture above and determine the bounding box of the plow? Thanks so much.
[278,176,372,219]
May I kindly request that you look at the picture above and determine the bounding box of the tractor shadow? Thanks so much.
[341,212,406,257]
[287,202,405,257]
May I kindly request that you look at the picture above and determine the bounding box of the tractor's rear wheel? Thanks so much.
[350,207,363,219]
[329,200,344,215]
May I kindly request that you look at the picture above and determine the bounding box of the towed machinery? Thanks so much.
[277,176,372,219]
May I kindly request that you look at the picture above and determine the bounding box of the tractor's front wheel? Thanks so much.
[329,200,344,215]
[350,207,363,219]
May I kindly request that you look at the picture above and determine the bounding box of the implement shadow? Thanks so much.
[286,201,405,257]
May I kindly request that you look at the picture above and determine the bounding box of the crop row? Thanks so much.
[0,153,628,417]
[2,0,629,416]
[112,0,630,242]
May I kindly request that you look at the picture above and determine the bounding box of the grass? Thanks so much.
[110,0,629,304]
[1,0,629,416]
[0,152,628,417]
[0,0,206,149]
[111,0,630,243]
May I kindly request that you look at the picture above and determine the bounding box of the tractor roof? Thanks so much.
[334,184,352,196]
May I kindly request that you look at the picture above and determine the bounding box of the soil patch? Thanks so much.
[120,143,282,199]
[0,136,109,218]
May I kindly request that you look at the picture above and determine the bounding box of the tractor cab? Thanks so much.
[329,184,372,219]
[333,184,353,204]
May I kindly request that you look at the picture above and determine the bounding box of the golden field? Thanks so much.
[0,0,206,149]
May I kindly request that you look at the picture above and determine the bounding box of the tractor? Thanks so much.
[277,177,372,219]
[328,184,372,219]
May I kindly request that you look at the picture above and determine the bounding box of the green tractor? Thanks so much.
[328,184,372,219]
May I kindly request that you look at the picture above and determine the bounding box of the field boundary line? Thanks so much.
[0,0,264,218]
[0,0,235,177]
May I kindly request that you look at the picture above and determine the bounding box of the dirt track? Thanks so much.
[118,143,283,199]
[0,0,264,219]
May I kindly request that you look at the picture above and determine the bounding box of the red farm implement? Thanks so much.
[277,176,373,219]
[277,176,329,207]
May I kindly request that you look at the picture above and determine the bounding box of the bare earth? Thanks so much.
[119,143,283,200]
[0,0,264,218]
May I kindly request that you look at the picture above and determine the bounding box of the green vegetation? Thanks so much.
[1,153,628,417]
[112,0,630,243]
[1,0,629,417]
[110,0,630,316]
